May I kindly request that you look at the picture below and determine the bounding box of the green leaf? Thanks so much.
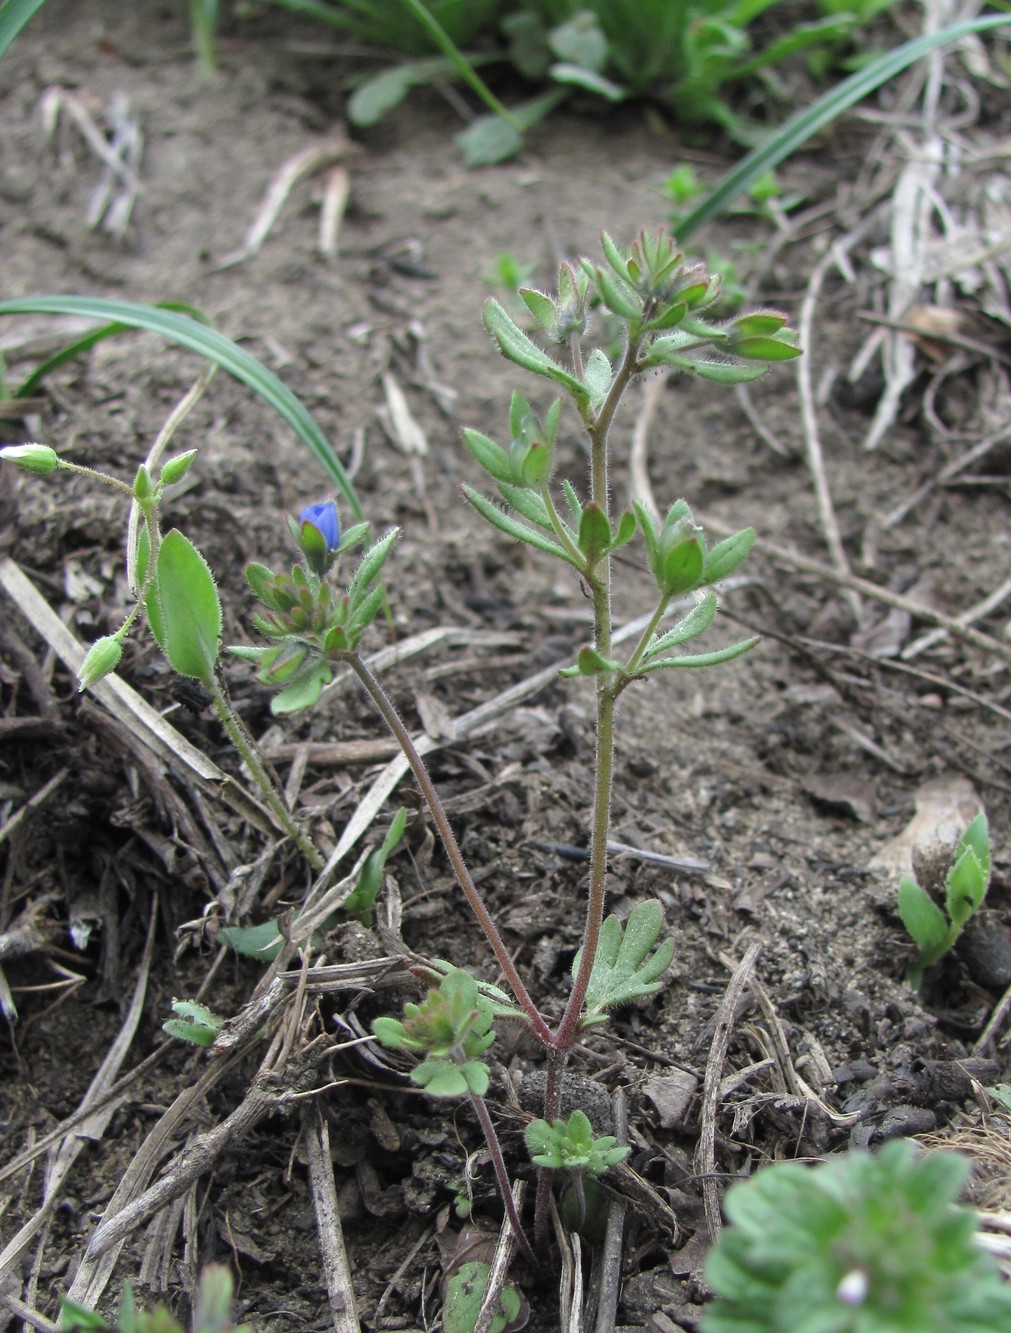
[560,644,623,678]
[550,61,626,100]
[444,1262,522,1333]
[577,900,674,1019]
[463,485,576,564]
[641,636,758,672]
[270,659,333,714]
[457,114,525,166]
[346,528,399,611]
[589,263,642,321]
[498,481,553,529]
[343,808,407,922]
[0,0,47,60]
[519,286,557,334]
[146,529,221,684]
[220,920,284,960]
[59,1298,108,1331]
[960,811,990,881]
[644,593,718,656]
[600,231,633,285]
[898,878,948,953]
[676,15,1011,242]
[703,527,755,583]
[583,347,612,411]
[347,57,450,126]
[483,298,588,407]
[0,296,365,519]
[692,359,768,384]
[945,846,986,928]
[578,501,612,563]
[163,999,225,1047]
[734,334,802,361]
[611,509,636,552]
[658,536,704,596]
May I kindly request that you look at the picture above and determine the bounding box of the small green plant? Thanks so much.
[60,1264,251,1333]
[2,226,797,1268]
[702,1139,1011,1333]
[345,0,903,165]
[897,812,991,992]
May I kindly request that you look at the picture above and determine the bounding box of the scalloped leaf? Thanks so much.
[576,900,674,1020]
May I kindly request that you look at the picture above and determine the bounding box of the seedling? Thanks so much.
[60,1264,250,1333]
[897,812,991,992]
[703,1139,1011,1333]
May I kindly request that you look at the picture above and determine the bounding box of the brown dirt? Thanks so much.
[2,3,1011,1331]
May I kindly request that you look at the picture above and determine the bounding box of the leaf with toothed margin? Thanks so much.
[574,900,674,1025]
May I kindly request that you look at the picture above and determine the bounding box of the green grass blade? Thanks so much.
[0,295,364,520]
[675,12,1011,243]
[13,300,210,398]
[397,0,524,129]
[0,0,48,59]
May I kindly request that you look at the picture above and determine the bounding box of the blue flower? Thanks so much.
[299,501,340,552]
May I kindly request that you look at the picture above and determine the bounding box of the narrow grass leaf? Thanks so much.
[0,0,47,59]
[675,14,1011,242]
[0,295,364,518]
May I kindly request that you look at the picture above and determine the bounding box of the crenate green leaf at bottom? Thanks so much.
[577,899,674,1020]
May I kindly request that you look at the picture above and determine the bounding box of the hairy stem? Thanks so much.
[348,651,553,1047]
[208,674,325,873]
[469,1091,536,1267]
[534,336,640,1246]
[554,336,640,1050]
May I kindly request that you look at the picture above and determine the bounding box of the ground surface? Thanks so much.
[2,4,1011,1331]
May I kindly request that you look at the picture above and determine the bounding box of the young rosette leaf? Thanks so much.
[371,968,496,1100]
[945,813,990,928]
[163,999,225,1047]
[575,900,674,1026]
[702,1140,1011,1333]
[524,1109,628,1176]
[145,529,222,685]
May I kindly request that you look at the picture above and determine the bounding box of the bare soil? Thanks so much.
[2,4,1011,1331]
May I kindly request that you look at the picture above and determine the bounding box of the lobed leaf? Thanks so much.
[577,900,674,1019]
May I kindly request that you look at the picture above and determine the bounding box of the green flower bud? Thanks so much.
[78,634,123,690]
[159,449,199,486]
[133,464,154,502]
[0,443,59,474]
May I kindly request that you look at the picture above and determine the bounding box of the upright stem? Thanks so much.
[208,674,325,873]
[348,652,553,1048]
[534,340,638,1246]
[553,337,639,1053]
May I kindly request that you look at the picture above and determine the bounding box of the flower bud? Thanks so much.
[133,464,154,502]
[78,635,122,690]
[1,443,59,474]
[160,449,199,486]
[297,501,340,576]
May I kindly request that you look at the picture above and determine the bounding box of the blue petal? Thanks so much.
[299,501,340,551]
